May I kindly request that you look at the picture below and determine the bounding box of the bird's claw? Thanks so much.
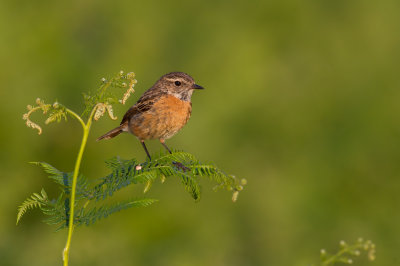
[173,161,190,172]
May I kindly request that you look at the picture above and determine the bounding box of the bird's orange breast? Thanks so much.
[129,95,192,140]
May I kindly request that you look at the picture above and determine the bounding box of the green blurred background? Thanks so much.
[1,0,400,265]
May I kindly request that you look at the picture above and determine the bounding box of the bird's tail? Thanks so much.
[96,126,124,141]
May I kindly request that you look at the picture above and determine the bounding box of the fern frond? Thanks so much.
[45,107,68,124]
[91,160,159,201]
[17,188,49,225]
[153,151,197,164]
[20,151,243,230]
[76,198,157,226]
[82,71,137,118]
[104,156,137,171]
[31,162,91,199]
[74,173,91,199]
[133,169,160,183]
[153,164,175,177]
[31,162,64,184]
[191,163,234,188]
[93,151,244,202]
[179,172,201,201]
[42,193,69,231]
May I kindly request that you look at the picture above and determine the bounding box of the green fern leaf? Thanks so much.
[31,162,91,200]
[133,169,159,183]
[16,188,49,225]
[42,193,68,229]
[154,151,197,164]
[76,198,157,226]
[30,162,64,184]
[179,172,201,201]
[20,151,243,230]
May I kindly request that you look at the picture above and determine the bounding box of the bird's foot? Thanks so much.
[172,161,190,172]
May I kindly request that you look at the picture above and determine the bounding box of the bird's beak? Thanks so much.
[192,84,205,90]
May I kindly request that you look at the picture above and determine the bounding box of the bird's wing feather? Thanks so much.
[120,88,167,125]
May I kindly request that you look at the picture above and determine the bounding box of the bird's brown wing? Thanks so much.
[120,88,166,126]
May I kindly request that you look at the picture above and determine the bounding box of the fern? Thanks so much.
[41,193,68,231]
[75,198,158,226]
[17,151,246,229]
[179,171,201,200]
[30,162,64,184]
[16,188,49,225]
[81,71,137,118]
[31,162,91,199]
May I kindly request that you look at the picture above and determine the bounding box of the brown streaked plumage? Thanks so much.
[97,72,204,160]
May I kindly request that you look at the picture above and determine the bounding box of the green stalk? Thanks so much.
[62,108,96,266]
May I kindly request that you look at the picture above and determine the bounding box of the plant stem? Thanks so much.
[66,109,86,129]
[62,108,95,266]
[321,243,362,266]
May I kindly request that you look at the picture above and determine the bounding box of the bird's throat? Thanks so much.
[169,90,193,102]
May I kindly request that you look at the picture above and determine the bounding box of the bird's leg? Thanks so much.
[141,140,152,161]
[160,139,189,172]
[160,139,172,154]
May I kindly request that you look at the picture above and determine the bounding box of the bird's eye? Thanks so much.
[174,81,181,86]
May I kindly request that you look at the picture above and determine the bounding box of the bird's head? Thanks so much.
[156,72,204,101]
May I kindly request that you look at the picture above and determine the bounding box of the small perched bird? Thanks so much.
[97,72,204,160]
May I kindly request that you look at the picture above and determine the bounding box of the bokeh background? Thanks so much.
[1,0,400,265]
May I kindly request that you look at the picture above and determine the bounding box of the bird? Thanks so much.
[97,72,204,161]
